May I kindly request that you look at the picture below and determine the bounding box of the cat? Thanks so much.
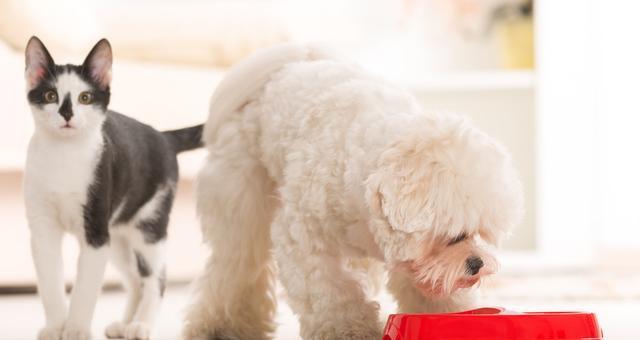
[23,36,203,340]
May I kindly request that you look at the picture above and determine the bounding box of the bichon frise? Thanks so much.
[184,44,523,340]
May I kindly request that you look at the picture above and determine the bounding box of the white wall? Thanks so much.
[594,0,640,250]
[534,0,599,266]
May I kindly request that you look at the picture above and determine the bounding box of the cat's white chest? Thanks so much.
[25,131,104,232]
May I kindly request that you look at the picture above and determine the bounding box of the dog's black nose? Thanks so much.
[465,256,484,275]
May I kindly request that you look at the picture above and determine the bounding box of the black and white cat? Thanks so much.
[24,37,203,340]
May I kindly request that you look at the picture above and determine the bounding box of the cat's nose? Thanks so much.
[59,111,73,122]
[58,94,73,122]
[465,256,484,275]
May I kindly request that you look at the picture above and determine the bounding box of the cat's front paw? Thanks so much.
[61,325,92,340]
[105,321,126,338]
[38,324,64,340]
[124,321,151,340]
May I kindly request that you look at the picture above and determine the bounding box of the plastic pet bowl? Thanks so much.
[383,307,602,340]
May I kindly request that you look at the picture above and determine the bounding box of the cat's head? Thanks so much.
[25,37,112,138]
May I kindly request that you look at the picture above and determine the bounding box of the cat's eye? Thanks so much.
[78,92,94,105]
[43,90,57,103]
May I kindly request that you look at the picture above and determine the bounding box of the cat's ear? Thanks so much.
[25,36,55,89]
[82,39,112,90]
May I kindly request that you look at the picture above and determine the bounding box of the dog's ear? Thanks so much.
[368,137,485,235]
[366,171,432,233]
[366,115,523,239]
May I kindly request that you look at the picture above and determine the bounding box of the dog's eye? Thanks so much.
[447,233,468,246]
[78,91,94,105]
[43,90,58,103]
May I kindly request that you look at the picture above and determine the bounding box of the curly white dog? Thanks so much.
[184,44,523,340]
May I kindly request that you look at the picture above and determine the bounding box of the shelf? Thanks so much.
[0,150,206,179]
[398,70,535,92]
[0,151,25,172]
[176,149,207,179]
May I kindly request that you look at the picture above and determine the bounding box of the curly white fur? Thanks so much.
[184,44,523,340]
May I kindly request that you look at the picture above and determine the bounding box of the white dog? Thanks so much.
[184,44,523,340]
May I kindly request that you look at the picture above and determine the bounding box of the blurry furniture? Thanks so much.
[0,0,540,287]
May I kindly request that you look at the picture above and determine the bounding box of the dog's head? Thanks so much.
[366,113,523,297]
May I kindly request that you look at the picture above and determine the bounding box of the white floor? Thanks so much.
[1,285,638,339]
[2,285,303,340]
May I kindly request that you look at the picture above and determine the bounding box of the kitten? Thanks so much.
[23,37,203,340]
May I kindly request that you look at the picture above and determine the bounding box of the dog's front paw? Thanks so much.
[310,321,382,340]
[105,321,126,338]
[37,324,64,340]
[124,321,151,340]
[61,325,92,340]
[181,323,206,340]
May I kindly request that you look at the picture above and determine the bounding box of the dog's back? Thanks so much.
[202,43,333,143]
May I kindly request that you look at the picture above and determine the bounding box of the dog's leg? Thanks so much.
[387,270,476,313]
[272,212,382,340]
[183,126,277,340]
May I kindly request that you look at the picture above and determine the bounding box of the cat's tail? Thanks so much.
[163,124,204,153]
[203,42,335,144]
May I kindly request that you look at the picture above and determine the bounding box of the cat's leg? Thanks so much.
[63,164,112,340]
[387,269,476,313]
[105,236,142,339]
[123,240,166,340]
[30,216,67,340]
[63,243,109,340]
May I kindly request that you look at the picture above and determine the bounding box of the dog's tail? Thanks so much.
[203,43,334,144]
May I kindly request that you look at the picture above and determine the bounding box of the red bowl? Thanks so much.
[383,307,602,340]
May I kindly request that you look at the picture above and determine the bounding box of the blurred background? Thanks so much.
[0,0,638,338]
